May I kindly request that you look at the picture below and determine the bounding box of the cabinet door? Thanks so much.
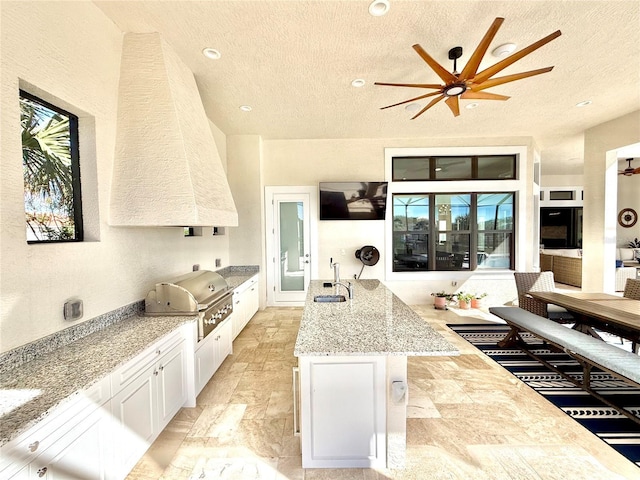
[299,356,386,468]
[110,365,157,478]
[194,334,216,395]
[28,406,110,480]
[231,292,245,340]
[156,341,187,431]
[216,318,232,363]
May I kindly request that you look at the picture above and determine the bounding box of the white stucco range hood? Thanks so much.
[109,33,238,227]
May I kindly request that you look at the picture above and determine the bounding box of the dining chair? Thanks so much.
[622,278,640,354]
[514,272,575,323]
[623,278,640,300]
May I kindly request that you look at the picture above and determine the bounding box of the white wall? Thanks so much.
[583,110,640,292]
[0,2,230,352]
[260,137,535,305]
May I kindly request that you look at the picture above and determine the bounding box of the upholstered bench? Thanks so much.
[489,306,640,424]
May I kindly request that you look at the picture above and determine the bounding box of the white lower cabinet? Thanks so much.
[193,317,232,395]
[110,334,187,479]
[1,377,112,480]
[298,356,387,469]
[232,275,259,340]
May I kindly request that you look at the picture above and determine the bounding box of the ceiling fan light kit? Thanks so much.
[375,17,561,119]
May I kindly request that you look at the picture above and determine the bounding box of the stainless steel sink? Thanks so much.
[313,295,346,303]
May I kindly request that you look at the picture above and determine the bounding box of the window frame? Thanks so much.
[384,146,530,281]
[20,89,83,244]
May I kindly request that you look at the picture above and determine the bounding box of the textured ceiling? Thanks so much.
[94,0,640,175]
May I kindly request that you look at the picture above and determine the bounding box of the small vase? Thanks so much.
[458,300,470,310]
[471,298,482,309]
[434,296,447,310]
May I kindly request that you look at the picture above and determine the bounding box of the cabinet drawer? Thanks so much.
[0,376,110,478]
[111,330,184,394]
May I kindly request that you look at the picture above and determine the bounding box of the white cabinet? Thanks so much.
[1,377,112,480]
[110,331,187,479]
[232,275,259,340]
[193,317,232,395]
[298,356,387,469]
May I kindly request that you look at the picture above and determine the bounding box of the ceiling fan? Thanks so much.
[619,158,640,176]
[375,17,561,119]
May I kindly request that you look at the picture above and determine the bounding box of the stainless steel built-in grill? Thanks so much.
[145,270,233,341]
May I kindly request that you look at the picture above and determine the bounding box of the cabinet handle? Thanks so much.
[28,441,40,452]
[37,467,48,477]
[156,349,161,355]
[153,369,159,376]
[159,365,164,371]
[292,366,300,436]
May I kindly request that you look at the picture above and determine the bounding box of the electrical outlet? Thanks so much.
[215,258,222,267]
[63,299,83,320]
[451,281,457,286]
[193,264,200,271]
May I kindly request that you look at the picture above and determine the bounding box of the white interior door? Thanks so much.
[265,187,317,305]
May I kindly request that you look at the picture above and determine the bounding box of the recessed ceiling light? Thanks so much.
[491,43,516,58]
[239,105,252,112]
[465,103,479,109]
[202,48,221,60]
[369,0,390,16]
[351,79,366,88]
[405,102,421,112]
[575,100,592,107]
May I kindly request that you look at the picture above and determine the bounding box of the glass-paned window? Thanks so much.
[434,157,472,180]
[20,91,82,243]
[391,154,516,181]
[392,157,430,181]
[392,192,514,271]
[477,193,514,270]
[476,155,516,179]
[393,195,429,271]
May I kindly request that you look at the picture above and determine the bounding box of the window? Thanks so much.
[20,91,83,243]
[392,192,514,271]
[392,155,516,181]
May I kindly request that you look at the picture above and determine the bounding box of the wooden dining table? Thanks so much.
[529,291,640,352]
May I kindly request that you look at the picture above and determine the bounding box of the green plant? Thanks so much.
[628,238,640,248]
[454,292,474,302]
[472,292,488,299]
[431,291,453,300]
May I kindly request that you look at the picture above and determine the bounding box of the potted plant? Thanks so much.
[471,293,487,309]
[431,291,452,310]
[455,292,474,310]
[629,238,640,263]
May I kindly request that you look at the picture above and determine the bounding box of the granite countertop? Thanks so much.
[0,265,260,448]
[294,280,459,357]
[0,314,196,448]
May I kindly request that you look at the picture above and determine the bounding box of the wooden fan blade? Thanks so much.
[634,167,640,175]
[445,96,460,116]
[374,81,443,89]
[380,91,443,110]
[412,44,458,84]
[459,17,505,80]
[460,90,510,101]
[473,30,561,84]
[470,67,554,91]
[411,94,445,119]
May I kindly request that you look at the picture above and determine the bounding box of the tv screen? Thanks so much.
[319,182,388,220]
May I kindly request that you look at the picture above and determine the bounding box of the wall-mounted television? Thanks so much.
[319,182,388,220]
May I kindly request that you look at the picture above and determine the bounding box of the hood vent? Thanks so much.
[109,33,238,227]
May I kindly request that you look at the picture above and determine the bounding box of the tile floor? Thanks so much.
[126,305,640,480]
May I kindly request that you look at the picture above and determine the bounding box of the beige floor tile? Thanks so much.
[127,307,640,480]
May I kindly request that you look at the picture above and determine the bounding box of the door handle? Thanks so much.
[292,366,300,436]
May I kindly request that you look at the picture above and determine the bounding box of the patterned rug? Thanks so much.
[448,323,640,468]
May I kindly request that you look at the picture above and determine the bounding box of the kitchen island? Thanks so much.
[294,280,458,469]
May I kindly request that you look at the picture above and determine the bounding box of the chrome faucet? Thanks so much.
[333,281,354,299]
[330,258,340,284]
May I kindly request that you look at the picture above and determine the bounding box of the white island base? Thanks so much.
[297,355,408,469]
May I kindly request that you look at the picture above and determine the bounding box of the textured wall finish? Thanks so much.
[110,33,237,227]
[0,3,231,353]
